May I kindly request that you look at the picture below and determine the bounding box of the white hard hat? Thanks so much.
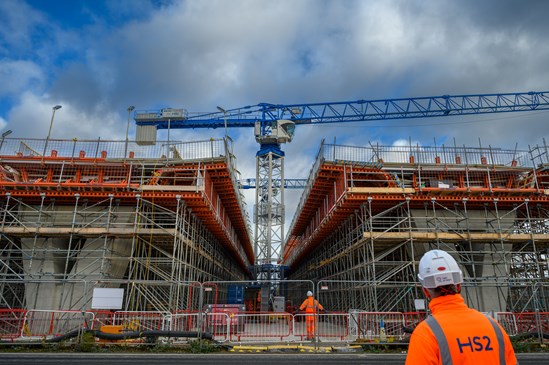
[306,291,313,297]
[418,250,463,289]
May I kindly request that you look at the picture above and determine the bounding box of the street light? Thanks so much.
[43,105,62,160]
[166,118,171,161]
[124,105,135,158]
[0,129,12,153]
[216,106,228,139]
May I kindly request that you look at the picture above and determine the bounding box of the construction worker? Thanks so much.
[406,249,517,365]
[295,290,325,340]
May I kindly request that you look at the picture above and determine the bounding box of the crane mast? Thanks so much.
[253,119,295,280]
[134,91,549,279]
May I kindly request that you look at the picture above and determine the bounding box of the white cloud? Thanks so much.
[8,93,123,140]
[0,116,7,132]
[1,0,549,239]
[0,60,44,97]
[0,0,46,54]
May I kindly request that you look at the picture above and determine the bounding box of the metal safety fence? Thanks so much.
[0,137,229,162]
[0,281,548,344]
[0,308,547,344]
[21,310,95,339]
[497,311,549,338]
[232,313,292,341]
[0,309,26,340]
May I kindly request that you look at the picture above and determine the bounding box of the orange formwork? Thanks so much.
[0,139,253,271]
[284,143,549,267]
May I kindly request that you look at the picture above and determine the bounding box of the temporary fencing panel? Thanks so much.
[496,312,519,336]
[0,307,548,344]
[204,312,231,341]
[292,314,309,339]
[112,311,166,331]
[403,312,427,329]
[356,312,406,341]
[511,312,549,336]
[230,312,292,342]
[22,310,94,338]
[90,310,115,330]
[293,313,348,341]
[0,309,26,340]
[1,277,547,344]
[163,312,204,343]
[168,311,202,332]
[316,313,350,340]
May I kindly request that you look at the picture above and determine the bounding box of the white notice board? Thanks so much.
[91,288,124,310]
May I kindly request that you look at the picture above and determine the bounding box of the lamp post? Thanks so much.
[0,129,12,153]
[216,106,228,139]
[43,105,62,159]
[125,105,135,158]
[167,118,171,161]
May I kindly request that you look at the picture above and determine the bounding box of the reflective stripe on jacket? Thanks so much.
[425,314,507,365]
[405,294,517,365]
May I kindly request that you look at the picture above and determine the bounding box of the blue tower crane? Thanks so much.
[134,91,549,279]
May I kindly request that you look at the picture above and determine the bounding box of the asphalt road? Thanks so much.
[0,353,546,365]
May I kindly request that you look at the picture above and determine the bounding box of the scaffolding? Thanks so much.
[284,140,549,314]
[2,135,549,316]
[0,137,253,312]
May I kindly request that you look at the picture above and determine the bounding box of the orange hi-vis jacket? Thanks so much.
[299,297,324,313]
[406,294,517,365]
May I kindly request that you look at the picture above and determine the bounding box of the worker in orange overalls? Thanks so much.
[406,249,517,365]
[296,290,325,340]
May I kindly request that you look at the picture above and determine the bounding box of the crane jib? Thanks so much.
[134,91,549,129]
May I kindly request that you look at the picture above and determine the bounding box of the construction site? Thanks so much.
[0,92,549,344]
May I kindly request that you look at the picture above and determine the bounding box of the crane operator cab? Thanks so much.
[254,120,295,145]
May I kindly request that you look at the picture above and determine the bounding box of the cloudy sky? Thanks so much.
[1,0,548,229]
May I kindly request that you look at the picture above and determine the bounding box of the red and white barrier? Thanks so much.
[0,309,547,344]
